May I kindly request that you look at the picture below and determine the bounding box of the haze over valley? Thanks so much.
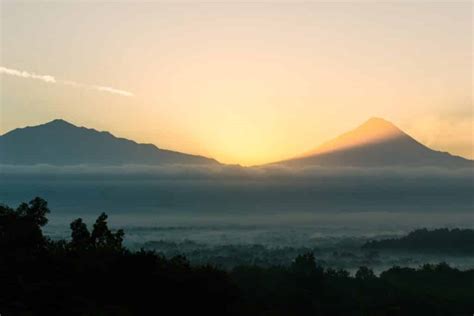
[1,118,472,267]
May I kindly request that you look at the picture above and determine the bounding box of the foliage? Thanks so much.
[0,198,473,316]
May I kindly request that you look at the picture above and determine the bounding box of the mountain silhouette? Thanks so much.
[275,117,472,167]
[0,119,218,165]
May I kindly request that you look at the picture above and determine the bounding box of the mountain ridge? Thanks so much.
[0,119,219,166]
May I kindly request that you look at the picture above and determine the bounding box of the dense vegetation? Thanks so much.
[141,240,383,270]
[0,198,236,315]
[363,228,474,254]
[1,198,473,315]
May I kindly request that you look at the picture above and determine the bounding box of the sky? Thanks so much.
[1,1,472,166]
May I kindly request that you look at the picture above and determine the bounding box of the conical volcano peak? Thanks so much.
[279,116,473,167]
[365,117,393,125]
[345,117,405,144]
[302,117,405,157]
[358,117,402,134]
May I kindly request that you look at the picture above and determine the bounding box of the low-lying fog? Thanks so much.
[1,164,473,273]
[1,164,472,214]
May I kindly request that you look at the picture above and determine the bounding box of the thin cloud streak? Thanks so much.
[0,66,56,83]
[0,66,133,97]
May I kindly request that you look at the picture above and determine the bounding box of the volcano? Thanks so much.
[275,117,472,168]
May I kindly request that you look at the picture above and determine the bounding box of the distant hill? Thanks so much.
[363,228,474,254]
[274,117,473,168]
[0,119,218,166]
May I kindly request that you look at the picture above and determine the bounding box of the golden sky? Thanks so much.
[1,1,472,165]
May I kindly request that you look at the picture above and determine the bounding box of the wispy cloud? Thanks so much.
[0,66,134,97]
[0,66,56,83]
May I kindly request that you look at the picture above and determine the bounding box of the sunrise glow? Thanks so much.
[1,2,472,166]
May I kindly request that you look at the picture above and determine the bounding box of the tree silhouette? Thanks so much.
[90,212,124,251]
[0,197,49,253]
[291,252,321,276]
[70,218,91,251]
[355,266,375,280]
[25,197,50,226]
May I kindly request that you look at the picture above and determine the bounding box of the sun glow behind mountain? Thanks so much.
[1,2,472,165]
[1,117,471,168]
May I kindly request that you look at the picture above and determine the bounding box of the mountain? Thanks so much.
[0,119,218,166]
[275,117,473,168]
[1,117,471,168]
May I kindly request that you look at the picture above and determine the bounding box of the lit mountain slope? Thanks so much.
[275,117,472,167]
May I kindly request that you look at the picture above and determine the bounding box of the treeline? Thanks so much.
[1,198,473,316]
[142,240,383,270]
[0,198,236,315]
[363,228,474,254]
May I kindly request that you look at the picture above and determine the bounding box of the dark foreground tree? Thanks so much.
[0,197,50,256]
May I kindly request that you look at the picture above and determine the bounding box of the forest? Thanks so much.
[363,228,474,254]
[1,197,473,315]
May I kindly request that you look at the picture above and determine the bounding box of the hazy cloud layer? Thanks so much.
[1,164,472,216]
[1,163,472,179]
[0,66,133,97]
